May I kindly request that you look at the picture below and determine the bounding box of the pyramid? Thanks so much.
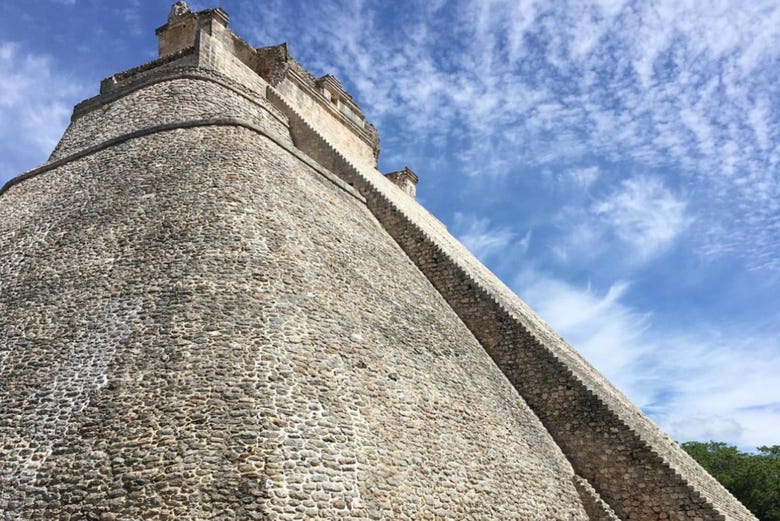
[0,4,757,520]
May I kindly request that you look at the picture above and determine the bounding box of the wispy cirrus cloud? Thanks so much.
[657,333,780,447]
[452,212,520,262]
[514,268,780,448]
[551,175,690,266]
[0,42,86,182]
[234,0,780,272]
[560,166,600,190]
[515,271,653,401]
[592,176,691,261]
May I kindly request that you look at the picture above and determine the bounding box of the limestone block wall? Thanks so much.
[267,87,757,521]
[0,68,594,519]
[195,30,272,98]
[98,46,199,96]
[275,77,378,172]
[52,71,289,162]
[572,476,623,521]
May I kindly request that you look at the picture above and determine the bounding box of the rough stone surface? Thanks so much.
[1,120,588,521]
[53,73,289,161]
[269,88,755,521]
[0,3,757,521]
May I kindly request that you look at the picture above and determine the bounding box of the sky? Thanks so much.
[1,0,778,450]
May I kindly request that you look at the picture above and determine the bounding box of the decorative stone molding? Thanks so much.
[384,167,419,197]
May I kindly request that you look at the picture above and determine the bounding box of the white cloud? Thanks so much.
[593,176,691,261]
[453,212,517,261]
[747,96,772,152]
[237,0,780,271]
[550,175,689,267]
[654,333,780,448]
[514,269,780,448]
[670,416,744,445]
[560,166,600,189]
[0,42,86,182]
[518,229,532,253]
[679,108,716,157]
[515,271,653,402]
[550,216,605,265]
[225,1,780,450]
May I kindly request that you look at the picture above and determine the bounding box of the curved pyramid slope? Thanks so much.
[0,3,756,521]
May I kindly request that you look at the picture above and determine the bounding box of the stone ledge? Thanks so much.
[99,46,197,94]
[73,67,286,127]
[1,118,364,205]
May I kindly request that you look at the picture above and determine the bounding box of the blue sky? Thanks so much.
[1,0,778,450]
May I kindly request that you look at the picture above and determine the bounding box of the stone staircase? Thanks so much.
[266,85,755,521]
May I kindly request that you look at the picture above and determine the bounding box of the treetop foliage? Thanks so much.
[682,441,780,521]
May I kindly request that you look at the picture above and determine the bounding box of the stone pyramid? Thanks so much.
[0,3,757,520]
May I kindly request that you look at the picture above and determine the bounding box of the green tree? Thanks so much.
[681,441,780,521]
